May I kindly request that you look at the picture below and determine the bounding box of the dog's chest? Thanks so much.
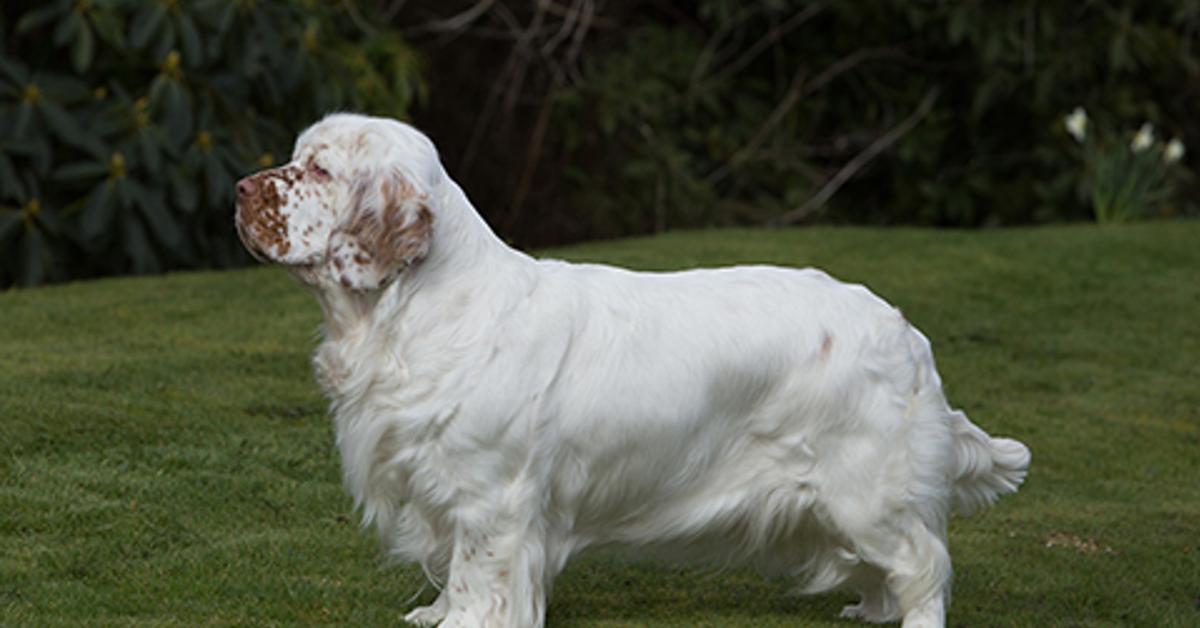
[312,335,462,502]
[312,339,354,398]
[311,332,400,399]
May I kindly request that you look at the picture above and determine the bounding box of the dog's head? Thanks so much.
[234,113,438,291]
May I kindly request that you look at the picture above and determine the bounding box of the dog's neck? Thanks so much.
[310,176,533,397]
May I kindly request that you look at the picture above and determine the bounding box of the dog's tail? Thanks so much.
[948,410,1030,516]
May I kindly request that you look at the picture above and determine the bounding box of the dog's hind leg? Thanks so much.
[815,438,951,626]
[830,510,951,628]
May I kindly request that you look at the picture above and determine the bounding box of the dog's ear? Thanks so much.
[327,172,433,291]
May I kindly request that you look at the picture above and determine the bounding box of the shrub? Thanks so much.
[554,1,1199,233]
[401,1,1199,245]
[0,0,422,287]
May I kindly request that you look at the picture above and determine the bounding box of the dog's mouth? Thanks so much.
[234,213,273,264]
[235,213,328,283]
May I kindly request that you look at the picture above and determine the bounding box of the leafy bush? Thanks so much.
[6,1,1196,283]
[552,1,1200,234]
[403,1,1199,245]
[0,0,422,287]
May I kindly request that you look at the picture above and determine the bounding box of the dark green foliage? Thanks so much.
[549,0,1200,237]
[0,0,421,287]
[5,1,1198,283]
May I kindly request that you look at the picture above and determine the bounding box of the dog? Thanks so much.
[234,113,1029,627]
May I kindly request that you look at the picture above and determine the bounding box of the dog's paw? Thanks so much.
[404,602,448,627]
[840,602,895,624]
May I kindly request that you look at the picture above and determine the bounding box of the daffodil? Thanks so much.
[1067,113,1183,224]
[1164,138,1185,164]
[1064,107,1088,143]
[1130,123,1154,153]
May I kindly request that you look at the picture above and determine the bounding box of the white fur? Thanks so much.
[234,113,1030,628]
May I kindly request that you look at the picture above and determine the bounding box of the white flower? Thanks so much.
[1131,122,1155,153]
[1164,138,1185,164]
[1064,107,1088,143]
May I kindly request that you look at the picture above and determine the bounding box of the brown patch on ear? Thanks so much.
[380,201,433,268]
[337,176,433,283]
[380,175,419,207]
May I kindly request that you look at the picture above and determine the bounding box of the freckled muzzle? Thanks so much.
[234,165,303,262]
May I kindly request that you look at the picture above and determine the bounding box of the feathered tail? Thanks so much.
[948,410,1030,516]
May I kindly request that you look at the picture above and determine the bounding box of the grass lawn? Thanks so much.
[2,221,1198,626]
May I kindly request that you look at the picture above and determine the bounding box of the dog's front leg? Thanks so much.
[435,524,548,628]
[404,587,450,627]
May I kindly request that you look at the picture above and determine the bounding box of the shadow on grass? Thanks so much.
[546,556,848,627]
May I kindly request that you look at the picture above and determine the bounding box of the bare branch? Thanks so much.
[501,4,549,114]
[688,4,761,87]
[341,0,378,35]
[504,93,556,233]
[383,0,412,22]
[541,0,582,58]
[709,4,824,83]
[706,47,900,185]
[407,0,498,34]
[805,46,901,96]
[563,0,595,83]
[773,87,940,226]
[706,66,807,184]
[458,3,549,175]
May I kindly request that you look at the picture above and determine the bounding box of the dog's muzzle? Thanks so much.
[234,173,288,262]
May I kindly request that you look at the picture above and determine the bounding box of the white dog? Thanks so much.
[234,113,1029,628]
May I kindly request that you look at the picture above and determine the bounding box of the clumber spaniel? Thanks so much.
[234,113,1029,628]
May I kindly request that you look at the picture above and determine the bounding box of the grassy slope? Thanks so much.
[1,222,1197,626]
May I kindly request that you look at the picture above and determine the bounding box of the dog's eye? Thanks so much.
[309,161,331,180]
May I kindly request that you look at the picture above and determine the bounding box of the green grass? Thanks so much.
[2,222,1198,626]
